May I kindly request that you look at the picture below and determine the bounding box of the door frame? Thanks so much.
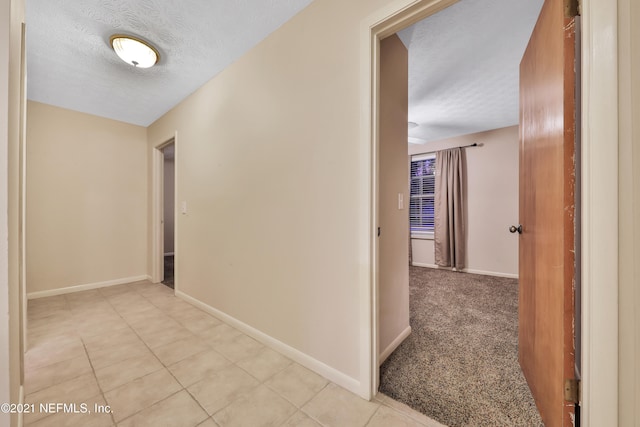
[19,22,27,384]
[579,0,620,423]
[151,133,177,286]
[360,0,620,425]
[358,0,458,398]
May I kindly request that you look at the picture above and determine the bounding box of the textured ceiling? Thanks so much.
[398,0,543,144]
[27,0,542,134]
[26,0,314,126]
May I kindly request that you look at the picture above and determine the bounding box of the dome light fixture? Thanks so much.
[110,35,159,68]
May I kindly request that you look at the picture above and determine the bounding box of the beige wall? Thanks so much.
[408,126,519,277]
[618,0,640,421]
[164,156,175,254]
[1,0,25,424]
[0,0,630,419]
[26,101,148,294]
[148,0,394,383]
[378,34,409,362]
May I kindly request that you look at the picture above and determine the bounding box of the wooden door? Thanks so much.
[518,0,577,425]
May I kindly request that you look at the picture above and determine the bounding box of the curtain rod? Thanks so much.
[438,142,478,152]
[412,142,479,157]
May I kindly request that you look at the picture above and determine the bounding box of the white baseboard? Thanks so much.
[411,262,438,268]
[175,290,361,395]
[410,262,518,279]
[463,268,518,279]
[379,325,411,365]
[27,275,150,299]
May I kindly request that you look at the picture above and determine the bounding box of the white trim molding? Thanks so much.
[26,275,150,299]
[411,263,519,279]
[410,262,438,269]
[363,1,622,424]
[358,0,457,399]
[17,385,23,427]
[151,132,177,284]
[360,0,459,400]
[379,325,411,365]
[151,144,164,283]
[616,0,640,423]
[581,0,620,425]
[176,290,361,395]
[462,269,517,279]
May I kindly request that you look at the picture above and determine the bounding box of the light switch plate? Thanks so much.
[398,193,404,210]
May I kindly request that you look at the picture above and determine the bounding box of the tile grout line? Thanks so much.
[297,382,331,426]
[363,404,383,427]
[116,388,208,426]
[261,371,327,413]
[78,287,156,425]
[141,284,271,426]
[233,352,293,384]
[129,282,322,426]
[29,282,393,427]
[374,394,429,426]
[377,399,432,426]
[27,284,206,426]
[23,295,80,422]
[107,282,218,424]
[79,338,117,426]
[127,281,284,423]
[143,285,336,423]
[99,283,203,424]
[22,352,86,395]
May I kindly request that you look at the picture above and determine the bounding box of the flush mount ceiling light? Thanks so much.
[110,35,160,68]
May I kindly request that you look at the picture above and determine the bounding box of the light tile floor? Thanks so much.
[24,280,446,427]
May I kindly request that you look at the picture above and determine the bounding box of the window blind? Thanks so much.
[410,154,436,233]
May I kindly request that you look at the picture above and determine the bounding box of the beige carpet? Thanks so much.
[379,267,543,426]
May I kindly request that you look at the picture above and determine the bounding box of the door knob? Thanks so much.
[509,225,522,234]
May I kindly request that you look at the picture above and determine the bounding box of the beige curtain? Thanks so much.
[434,147,465,269]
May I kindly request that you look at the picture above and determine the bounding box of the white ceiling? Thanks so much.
[26,0,314,126]
[398,0,543,144]
[26,0,542,136]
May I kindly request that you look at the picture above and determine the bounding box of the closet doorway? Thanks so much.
[162,143,176,288]
[152,136,177,289]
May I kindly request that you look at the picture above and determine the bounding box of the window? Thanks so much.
[410,153,436,236]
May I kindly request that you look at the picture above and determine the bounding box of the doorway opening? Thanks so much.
[372,0,567,425]
[162,143,176,289]
[152,135,177,289]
